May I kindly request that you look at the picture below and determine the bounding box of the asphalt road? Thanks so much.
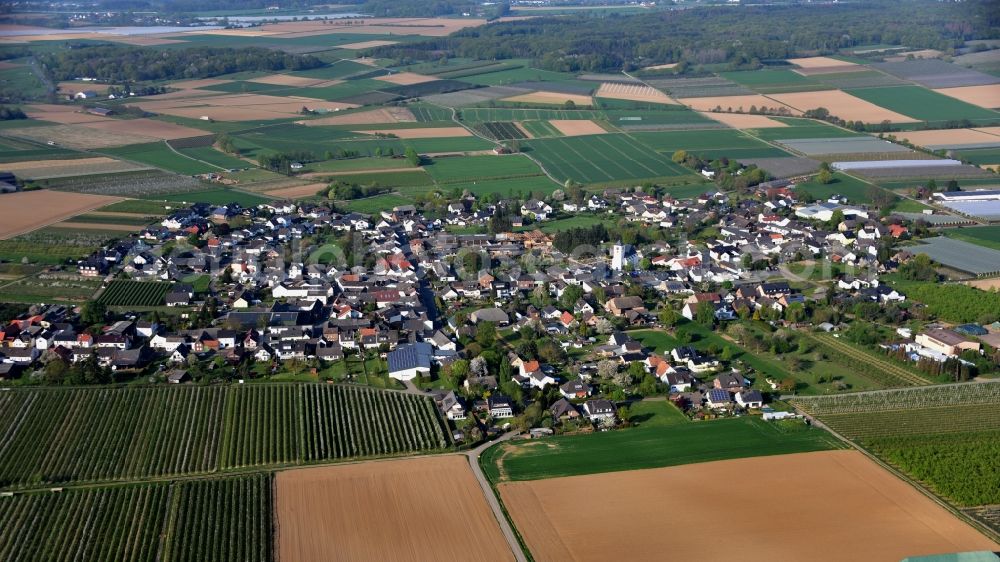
[465,432,527,562]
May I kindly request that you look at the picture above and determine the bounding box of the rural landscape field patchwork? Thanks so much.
[1,0,1000,560]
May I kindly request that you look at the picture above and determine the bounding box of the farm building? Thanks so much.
[795,202,869,222]
[915,328,981,357]
[387,342,432,381]
[933,189,1000,202]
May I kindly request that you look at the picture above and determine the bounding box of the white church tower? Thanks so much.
[611,241,625,271]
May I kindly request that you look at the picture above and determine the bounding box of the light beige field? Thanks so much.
[55,221,140,231]
[643,62,678,71]
[246,74,330,87]
[699,111,789,128]
[769,90,919,123]
[56,81,109,95]
[146,106,293,121]
[353,126,471,139]
[275,456,514,562]
[24,104,111,124]
[0,157,150,179]
[595,82,675,104]
[0,190,122,239]
[338,39,399,50]
[788,56,859,69]
[105,35,185,46]
[167,78,233,89]
[548,119,606,136]
[263,183,330,199]
[2,124,156,149]
[933,84,1000,109]
[885,49,943,62]
[680,94,799,115]
[79,118,207,140]
[298,107,416,126]
[501,450,998,562]
[502,91,593,106]
[894,128,1000,148]
[977,126,1000,136]
[375,71,437,86]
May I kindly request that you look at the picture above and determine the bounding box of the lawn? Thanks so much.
[424,154,546,182]
[152,189,271,206]
[793,172,877,204]
[102,142,217,175]
[525,133,694,184]
[846,86,1000,123]
[483,416,840,482]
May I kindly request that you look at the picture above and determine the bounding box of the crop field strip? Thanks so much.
[0,385,447,488]
[525,133,692,184]
[0,473,272,562]
[96,280,173,307]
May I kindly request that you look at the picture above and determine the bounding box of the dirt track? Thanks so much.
[275,455,515,562]
[501,450,999,562]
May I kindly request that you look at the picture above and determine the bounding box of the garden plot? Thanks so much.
[595,82,676,104]
[424,86,531,107]
[548,119,606,136]
[778,136,912,156]
[0,157,150,179]
[873,59,1000,88]
[298,107,416,126]
[680,94,798,115]
[2,124,156,149]
[0,190,121,239]
[352,126,472,139]
[501,91,593,106]
[932,84,1000,110]
[647,76,753,98]
[699,112,788,128]
[739,156,820,178]
[894,128,1000,150]
[768,90,918,123]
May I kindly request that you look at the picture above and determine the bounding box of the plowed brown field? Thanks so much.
[0,190,122,239]
[501,450,998,562]
[275,456,515,562]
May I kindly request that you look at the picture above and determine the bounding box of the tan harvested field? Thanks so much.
[79,118,207,140]
[885,49,943,62]
[0,157,150,179]
[145,106,294,121]
[643,62,678,71]
[769,90,919,123]
[699,111,789,128]
[246,74,330,87]
[167,78,233,89]
[56,81,109,95]
[24,104,111,124]
[2,124,156,149]
[548,119,606,136]
[298,107,416,126]
[0,190,122,239]
[187,28,288,37]
[502,91,593,106]
[595,82,675,104]
[263,183,330,199]
[788,56,859,69]
[933,84,1000,109]
[275,456,514,562]
[501,450,999,562]
[353,126,472,139]
[967,277,1000,290]
[680,94,799,115]
[976,126,1000,136]
[375,71,437,85]
[105,35,186,46]
[338,39,399,50]
[894,128,1000,148]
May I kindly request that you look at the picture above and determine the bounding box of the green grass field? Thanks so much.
[954,147,1000,166]
[526,133,694,184]
[483,416,840,482]
[96,199,174,215]
[178,146,250,170]
[518,120,563,137]
[327,170,434,188]
[102,142,217,175]
[794,172,876,203]
[152,189,271,206]
[425,154,545,182]
[305,157,414,173]
[720,70,829,94]
[750,119,859,141]
[632,128,790,159]
[942,226,1000,251]
[846,86,1000,123]
[530,214,614,233]
[438,175,560,197]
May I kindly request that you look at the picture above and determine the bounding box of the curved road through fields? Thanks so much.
[466,432,528,562]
